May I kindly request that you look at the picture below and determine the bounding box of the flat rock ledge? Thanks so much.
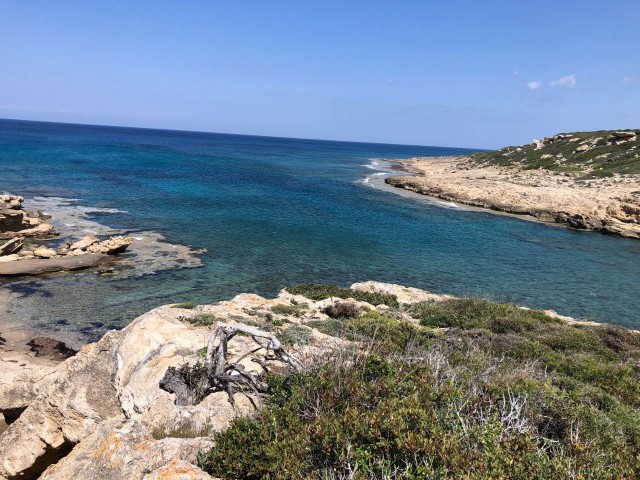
[0,281,597,479]
[0,235,133,276]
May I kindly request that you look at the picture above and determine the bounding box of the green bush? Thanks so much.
[279,325,312,346]
[183,313,220,327]
[200,353,640,479]
[306,319,345,337]
[287,284,399,308]
[345,311,435,354]
[198,297,640,479]
[171,302,197,309]
[271,303,308,317]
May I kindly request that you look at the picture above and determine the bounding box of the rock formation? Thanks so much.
[0,281,441,479]
[0,194,56,239]
[0,235,133,276]
[0,280,622,478]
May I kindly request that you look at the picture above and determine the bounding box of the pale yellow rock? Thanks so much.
[33,247,58,258]
[70,235,99,250]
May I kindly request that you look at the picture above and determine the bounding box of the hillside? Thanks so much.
[385,130,640,238]
[472,130,640,179]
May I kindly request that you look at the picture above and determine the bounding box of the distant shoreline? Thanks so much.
[384,155,640,239]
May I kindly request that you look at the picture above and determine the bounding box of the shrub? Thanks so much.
[306,319,344,338]
[279,325,312,346]
[322,301,363,319]
[198,298,640,479]
[199,351,640,479]
[345,311,434,354]
[183,313,221,327]
[287,284,399,308]
[171,302,197,309]
[271,304,308,317]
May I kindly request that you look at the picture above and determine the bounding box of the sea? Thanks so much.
[1,119,639,345]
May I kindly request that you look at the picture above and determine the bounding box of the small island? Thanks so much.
[386,130,640,238]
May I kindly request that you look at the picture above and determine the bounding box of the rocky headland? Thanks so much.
[2,281,637,479]
[386,130,640,238]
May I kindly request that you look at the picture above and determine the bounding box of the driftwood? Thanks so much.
[160,323,302,406]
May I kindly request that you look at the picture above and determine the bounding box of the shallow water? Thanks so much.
[1,119,639,345]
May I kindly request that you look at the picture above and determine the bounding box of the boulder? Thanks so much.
[87,236,133,255]
[33,247,58,259]
[608,131,637,144]
[0,306,275,479]
[0,194,56,238]
[70,236,99,251]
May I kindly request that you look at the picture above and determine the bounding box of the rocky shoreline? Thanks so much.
[0,193,133,276]
[385,155,640,238]
[1,280,629,479]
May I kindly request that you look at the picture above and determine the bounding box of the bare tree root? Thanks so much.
[160,323,302,406]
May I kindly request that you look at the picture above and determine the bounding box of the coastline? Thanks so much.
[383,155,640,239]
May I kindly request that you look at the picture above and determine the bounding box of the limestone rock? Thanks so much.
[0,194,56,238]
[87,236,133,254]
[608,131,637,144]
[70,235,99,251]
[0,306,274,479]
[33,247,58,259]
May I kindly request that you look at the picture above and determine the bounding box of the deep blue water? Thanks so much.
[1,119,639,342]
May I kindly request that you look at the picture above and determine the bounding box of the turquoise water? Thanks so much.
[1,119,639,343]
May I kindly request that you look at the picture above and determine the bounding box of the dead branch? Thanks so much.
[160,323,302,406]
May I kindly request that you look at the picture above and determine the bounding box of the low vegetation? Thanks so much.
[197,292,640,479]
[471,130,640,178]
[171,302,197,309]
[271,303,308,317]
[287,283,400,308]
[183,313,221,327]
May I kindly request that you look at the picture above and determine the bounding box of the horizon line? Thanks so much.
[0,117,487,153]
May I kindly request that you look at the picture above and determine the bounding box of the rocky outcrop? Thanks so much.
[0,284,358,479]
[0,194,56,239]
[0,235,133,276]
[386,154,640,239]
[3,280,620,478]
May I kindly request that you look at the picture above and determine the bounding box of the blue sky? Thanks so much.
[2,1,639,148]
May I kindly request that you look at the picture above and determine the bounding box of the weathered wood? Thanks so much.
[161,323,302,406]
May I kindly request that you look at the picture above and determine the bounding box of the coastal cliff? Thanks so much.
[1,282,638,479]
[386,130,640,238]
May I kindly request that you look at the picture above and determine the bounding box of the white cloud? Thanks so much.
[623,76,639,85]
[526,81,543,91]
[549,74,576,88]
[387,78,397,85]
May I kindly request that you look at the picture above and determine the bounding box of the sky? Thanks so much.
[1,1,639,149]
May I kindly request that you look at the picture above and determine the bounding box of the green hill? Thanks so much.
[472,130,639,179]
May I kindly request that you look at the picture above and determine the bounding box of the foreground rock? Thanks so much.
[0,285,356,479]
[0,194,56,239]
[0,280,421,479]
[2,280,623,478]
